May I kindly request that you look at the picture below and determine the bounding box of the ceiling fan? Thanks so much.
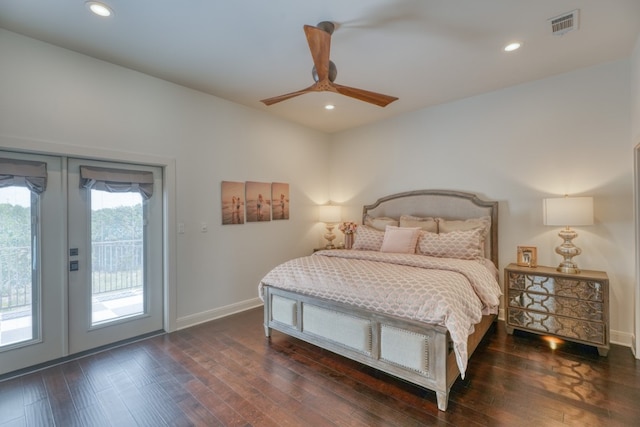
[260,21,398,107]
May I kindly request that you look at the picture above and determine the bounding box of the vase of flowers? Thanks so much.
[339,221,358,249]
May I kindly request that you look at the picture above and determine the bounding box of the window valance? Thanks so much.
[79,165,154,199]
[0,157,47,194]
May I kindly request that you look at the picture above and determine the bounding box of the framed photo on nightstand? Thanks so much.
[517,246,537,267]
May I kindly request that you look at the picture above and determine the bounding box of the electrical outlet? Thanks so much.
[200,222,208,233]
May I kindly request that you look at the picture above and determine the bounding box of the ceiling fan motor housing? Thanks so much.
[312,61,337,82]
[316,21,335,35]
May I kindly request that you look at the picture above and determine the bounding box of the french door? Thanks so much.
[67,158,163,354]
[0,152,65,374]
[0,152,164,375]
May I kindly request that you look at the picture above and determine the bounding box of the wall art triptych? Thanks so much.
[221,181,289,225]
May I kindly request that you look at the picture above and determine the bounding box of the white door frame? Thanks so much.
[0,135,177,337]
[634,143,640,358]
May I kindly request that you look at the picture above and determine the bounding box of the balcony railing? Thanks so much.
[0,246,31,310]
[0,240,143,311]
[92,240,143,294]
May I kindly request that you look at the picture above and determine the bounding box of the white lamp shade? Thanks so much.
[543,197,594,226]
[319,205,341,223]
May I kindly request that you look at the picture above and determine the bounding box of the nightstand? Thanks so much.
[504,263,609,356]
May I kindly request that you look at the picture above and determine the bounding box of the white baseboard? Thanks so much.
[175,297,263,330]
[610,330,634,349]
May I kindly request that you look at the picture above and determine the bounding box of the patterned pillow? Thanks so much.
[353,225,385,251]
[364,215,399,231]
[380,226,421,254]
[399,215,438,233]
[417,229,484,260]
[437,216,491,239]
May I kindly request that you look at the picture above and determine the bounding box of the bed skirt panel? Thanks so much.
[303,304,372,355]
[380,324,430,377]
[271,294,297,327]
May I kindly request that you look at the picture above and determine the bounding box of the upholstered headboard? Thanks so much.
[362,190,498,267]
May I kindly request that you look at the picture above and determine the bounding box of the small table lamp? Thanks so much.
[543,196,594,274]
[319,204,341,249]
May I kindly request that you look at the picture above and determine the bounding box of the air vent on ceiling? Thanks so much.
[549,9,579,36]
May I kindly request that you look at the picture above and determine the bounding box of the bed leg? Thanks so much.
[264,325,271,338]
[505,325,514,335]
[436,392,448,411]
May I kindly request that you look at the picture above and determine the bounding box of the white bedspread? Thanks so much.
[259,250,502,377]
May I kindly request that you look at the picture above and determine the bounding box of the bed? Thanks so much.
[259,190,501,411]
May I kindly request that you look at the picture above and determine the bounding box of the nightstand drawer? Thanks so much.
[507,272,604,302]
[507,290,604,322]
[507,308,606,345]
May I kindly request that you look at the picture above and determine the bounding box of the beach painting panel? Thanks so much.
[271,182,289,220]
[246,181,271,222]
[221,181,245,225]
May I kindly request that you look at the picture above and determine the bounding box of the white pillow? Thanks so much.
[364,215,399,231]
[380,226,421,254]
[399,214,438,233]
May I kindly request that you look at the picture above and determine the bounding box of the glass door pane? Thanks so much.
[91,190,144,325]
[0,186,36,348]
[67,158,163,355]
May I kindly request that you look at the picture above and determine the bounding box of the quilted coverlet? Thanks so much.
[259,250,502,376]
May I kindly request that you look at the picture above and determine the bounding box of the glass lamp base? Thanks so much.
[555,227,581,274]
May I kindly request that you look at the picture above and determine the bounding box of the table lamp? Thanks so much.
[543,196,593,274]
[319,204,341,249]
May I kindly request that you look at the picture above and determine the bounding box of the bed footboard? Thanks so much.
[263,286,483,411]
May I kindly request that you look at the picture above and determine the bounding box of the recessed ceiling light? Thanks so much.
[86,1,113,17]
[324,104,335,110]
[504,42,522,52]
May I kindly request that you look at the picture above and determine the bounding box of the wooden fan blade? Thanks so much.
[260,85,317,106]
[332,83,398,107]
[304,25,331,82]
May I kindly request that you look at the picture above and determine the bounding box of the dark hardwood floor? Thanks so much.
[1,307,639,426]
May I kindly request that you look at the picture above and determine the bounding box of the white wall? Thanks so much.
[330,60,635,346]
[633,36,640,146]
[0,29,331,329]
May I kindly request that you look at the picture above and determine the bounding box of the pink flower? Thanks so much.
[339,221,358,234]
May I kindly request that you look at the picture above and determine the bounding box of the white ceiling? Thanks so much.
[1,1,639,133]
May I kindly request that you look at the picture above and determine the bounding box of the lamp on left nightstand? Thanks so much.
[319,204,341,249]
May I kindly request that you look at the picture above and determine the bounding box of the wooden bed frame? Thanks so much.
[262,190,499,411]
